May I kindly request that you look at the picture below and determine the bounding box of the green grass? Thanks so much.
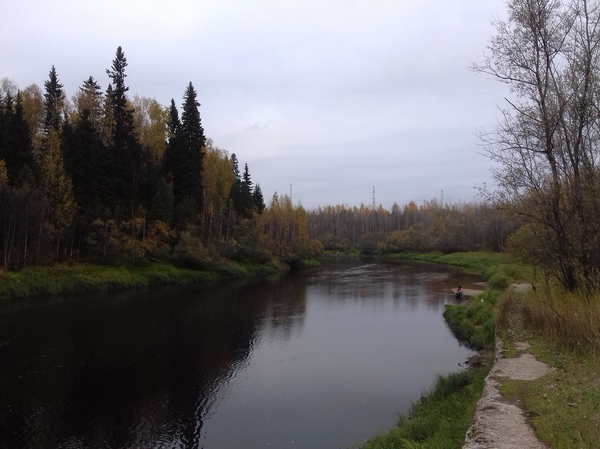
[239,259,288,277]
[0,259,291,300]
[297,259,321,268]
[444,289,500,350]
[385,251,530,289]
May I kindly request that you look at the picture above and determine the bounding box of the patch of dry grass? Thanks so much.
[520,286,600,354]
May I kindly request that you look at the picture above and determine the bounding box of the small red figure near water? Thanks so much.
[455,286,463,303]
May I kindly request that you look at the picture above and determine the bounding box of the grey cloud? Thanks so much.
[1,0,510,210]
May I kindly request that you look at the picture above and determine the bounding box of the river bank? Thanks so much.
[362,251,600,448]
[0,258,291,300]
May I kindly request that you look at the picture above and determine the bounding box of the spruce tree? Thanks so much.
[240,163,255,218]
[63,109,105,210]
[163,99,183,228]
[163,99,180,179]
[40,66,76,256]
[77,76,103,123]
[62,77,107,212]
[43,66,64,134]
[165,83,205,230]
[228,152,243,215]
[105,46,143,209]
[253,183,266,214]
[0,92,35,183]
[228,159,257,219]
[179,82,205,211]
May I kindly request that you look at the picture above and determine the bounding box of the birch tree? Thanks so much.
[474,0,600,291]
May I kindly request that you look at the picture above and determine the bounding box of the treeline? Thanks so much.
[307,199,520,254]
[0,47,318,270]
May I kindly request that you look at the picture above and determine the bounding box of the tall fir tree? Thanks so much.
[40,66,76,256]
[153,99,182,225]
[228,152,243,215]
[43,66,64,135]
[165,83,205,230]
[179,82,205,210]
[163,99,181,177]
[76,76,104,124]
[62,76,107,212]
[228,158,258,219]
[0,92,35,183]
[163,99,182,227]
[240,163,255,218]
[105,46,143,209]
[63,117,104,211]
[253,183,265,214]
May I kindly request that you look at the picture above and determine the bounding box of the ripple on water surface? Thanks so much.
[0,259,479,449]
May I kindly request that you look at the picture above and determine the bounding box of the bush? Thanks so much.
[360,234,383,254]
[173,230,210,269]
[320,234,352,252]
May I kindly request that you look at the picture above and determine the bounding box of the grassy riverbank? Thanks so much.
[362,251,600,448]
[360,364,491,449]
[384,251,530,289]
[0,259,287,300]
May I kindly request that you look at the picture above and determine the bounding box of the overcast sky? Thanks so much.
[1,0,510,210]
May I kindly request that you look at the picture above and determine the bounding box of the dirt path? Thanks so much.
[463,284,552,449]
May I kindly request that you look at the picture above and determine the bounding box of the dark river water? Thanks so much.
[0,259,480,449]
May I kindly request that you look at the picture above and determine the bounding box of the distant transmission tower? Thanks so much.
[290,184,292,203]
[372,186,376,210]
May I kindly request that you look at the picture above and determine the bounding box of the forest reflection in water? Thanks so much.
[0,258,480,448]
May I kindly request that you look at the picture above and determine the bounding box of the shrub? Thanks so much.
[173,230,210,269]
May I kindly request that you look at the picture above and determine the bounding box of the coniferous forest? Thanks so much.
[0,46,516,272]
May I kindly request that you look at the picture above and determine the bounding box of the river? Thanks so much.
[0,258,480,448]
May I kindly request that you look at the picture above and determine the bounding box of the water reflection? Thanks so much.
[0,275,307,448]
[0,259,479,449]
